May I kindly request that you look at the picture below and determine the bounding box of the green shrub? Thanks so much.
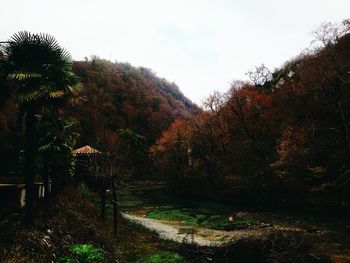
[136,252,186,263]
[78,183,91,199]
[59,244,104,263]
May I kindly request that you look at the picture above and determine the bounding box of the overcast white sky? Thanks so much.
[1,0,349,103]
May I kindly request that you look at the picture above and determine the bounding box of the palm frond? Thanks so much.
[5,30,81,108]
[48,90,65,99]
[8,72,41,81]
[38,142,54,153]
[11,31,32,44]
[17,88,45,103]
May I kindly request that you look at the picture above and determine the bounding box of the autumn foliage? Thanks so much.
[67,59,197,146]
[151,22,350,211]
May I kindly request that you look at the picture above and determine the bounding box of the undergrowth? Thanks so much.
[59,244,104,263]
[136,252,186,263]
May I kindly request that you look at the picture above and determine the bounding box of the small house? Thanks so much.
[73,145,102,187]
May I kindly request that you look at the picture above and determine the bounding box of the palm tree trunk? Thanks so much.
[23,107,37,225]
[15,106,24,175]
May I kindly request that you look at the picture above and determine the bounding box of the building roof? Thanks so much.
[73,145,101,155]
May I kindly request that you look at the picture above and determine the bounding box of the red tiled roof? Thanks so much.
[73,145,101,154]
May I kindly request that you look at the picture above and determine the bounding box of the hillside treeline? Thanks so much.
[68,59,197,145]
[0,57,197,178]
[150,22,350,212]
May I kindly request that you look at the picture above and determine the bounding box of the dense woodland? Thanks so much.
[151,22,350,212]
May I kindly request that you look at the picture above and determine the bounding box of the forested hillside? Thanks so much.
[68,58,197,145]
[151,22,350,212]
[0,57,197,177]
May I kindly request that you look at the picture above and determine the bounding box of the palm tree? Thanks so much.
[37,113,79,210]
[3,31,81,224]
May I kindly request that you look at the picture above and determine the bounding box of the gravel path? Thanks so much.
[121,212,293,247]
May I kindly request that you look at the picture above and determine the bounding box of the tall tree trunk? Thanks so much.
[15,106,24,175]
[42,153,49,214]
[112,180,118,239]
[99,178,106,221]
[23,107,37,225]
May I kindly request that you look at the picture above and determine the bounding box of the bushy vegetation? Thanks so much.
[59,244,104,263]
[136,252,185,263]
